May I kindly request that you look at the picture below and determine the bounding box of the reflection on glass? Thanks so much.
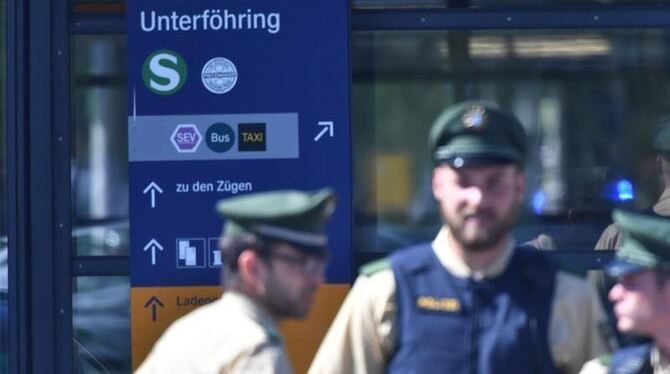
[352,29,670,255]
[72,35,129,256]
[73,276,130,373]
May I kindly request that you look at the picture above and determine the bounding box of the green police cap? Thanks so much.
[216,188,336,251]
[653,115,670,161]
[604,209,670,277]
[428,100,527,168]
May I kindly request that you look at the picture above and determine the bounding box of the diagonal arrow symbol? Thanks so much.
[313,121,334,142]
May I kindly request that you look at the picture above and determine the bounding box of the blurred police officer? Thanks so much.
[136,188,336,374]
[596,116,670,250]
[309,101,609,374]
[590,117,670,343]
[580,210,670,374]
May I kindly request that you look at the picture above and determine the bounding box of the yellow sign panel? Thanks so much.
[131,284,349,372]
[131,286,223,369]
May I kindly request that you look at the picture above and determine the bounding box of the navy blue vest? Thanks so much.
[388,244,558,374]
[609,344,653,374]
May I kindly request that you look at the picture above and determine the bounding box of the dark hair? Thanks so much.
[219,232,269,287]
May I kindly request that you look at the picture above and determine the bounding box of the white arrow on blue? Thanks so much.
[143,239,164,265]
[142,181,163,208]
[313,121,334,142]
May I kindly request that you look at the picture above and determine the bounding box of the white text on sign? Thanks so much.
[175,180,253,194]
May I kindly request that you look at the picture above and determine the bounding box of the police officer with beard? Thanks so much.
[309,101,609,374]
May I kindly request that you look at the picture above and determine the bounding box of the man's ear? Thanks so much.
[238,249,265,292]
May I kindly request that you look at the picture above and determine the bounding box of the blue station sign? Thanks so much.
[127,0,352,287]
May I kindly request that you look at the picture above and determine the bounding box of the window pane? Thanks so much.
[73,276,130,373]
[352,29,670,257]
[71,35,129,256]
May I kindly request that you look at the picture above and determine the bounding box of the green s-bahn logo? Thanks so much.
[142,49,187,95]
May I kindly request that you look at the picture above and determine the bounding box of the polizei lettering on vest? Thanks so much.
[140,9,281,34]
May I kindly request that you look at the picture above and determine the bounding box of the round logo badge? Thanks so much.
[206,122,235,153]
[461,105,488,131]
[142,49,187,95]
[201,57,238,94]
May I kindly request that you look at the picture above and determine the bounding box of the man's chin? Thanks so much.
[289,305,312,319]
[616,319,641,334]
[275,307,307,320]
[463,218,494,229]
[294,296,317,318]
[463,242,499,252]
[460,233,503,251]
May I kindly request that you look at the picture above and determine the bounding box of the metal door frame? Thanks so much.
[7,0,72,372]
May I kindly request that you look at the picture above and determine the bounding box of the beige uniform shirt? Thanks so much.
[136,291,293,374]
[579,346,670,374]
[309,229,609,374]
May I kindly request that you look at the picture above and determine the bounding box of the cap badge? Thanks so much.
[462,105,488,131]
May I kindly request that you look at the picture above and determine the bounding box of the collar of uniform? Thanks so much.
[222,291,282,342]
[651,345,670,373]
[431,227,515,279]
[654,188,670,216]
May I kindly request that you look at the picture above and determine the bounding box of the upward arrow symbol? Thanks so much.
[143,182,164,208]
[143,239,164,265]
[144,296,164,321]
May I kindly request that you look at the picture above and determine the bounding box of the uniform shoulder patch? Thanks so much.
[359,257,391,277]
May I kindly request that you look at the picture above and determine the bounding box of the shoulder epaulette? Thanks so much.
[359,257,390,277]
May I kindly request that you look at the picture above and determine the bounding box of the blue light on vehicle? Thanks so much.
[532,190,546,214]
[616,179,634,201]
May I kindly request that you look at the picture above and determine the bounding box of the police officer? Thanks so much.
[308,101,609,374]
[595,116,670,250]
[580,210,670,374]
[590,117,670,344]
[136,188,336,373]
